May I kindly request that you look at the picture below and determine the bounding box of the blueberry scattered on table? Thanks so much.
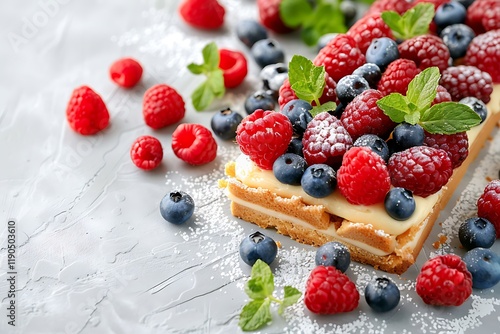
[458,217,496,250]
[365,277,401,312]
[315,241,351,273]
[239,231,278,266]
[160,191,195,225]
[463,247,500,289]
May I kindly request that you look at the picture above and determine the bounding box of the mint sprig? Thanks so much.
[239,260,301,332]
[376,67,482,134]
[381,3,435,40]
[288,55,336,117]
[187,42,225,111]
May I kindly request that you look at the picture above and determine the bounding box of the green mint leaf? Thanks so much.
[202,42,220,71]
[250,259,274,296]
[278,286,302,315]
[377,93,412,123]
[382,3,434,40]
[406,67,440,111]
[404,111,421,125]
[311,102,336,117]
[239,299,272,332]
[280,0,313,28]
[288,55,325,105]
[191,81,215,111]
[187,63,205,75]
[419,102,482,134]
[381,11,406,40]
[207,69,225,97]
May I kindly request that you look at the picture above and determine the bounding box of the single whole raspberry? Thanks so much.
[465,30,500,83]
[365,0,412,16]
[66,85,110,135]
[398,35,450,73]
[377,59,420,96]
[347,12,394,54]
[340,89,396,141]
[278,78,297,110]
[130,135,163,170]
[179,0,225,30]
[109,58,143,88]
[432,85,452,105]
[171,123,217,165]
[219,49,248,88]
[337,147,391,205]
[424,131,468,169]
[466,0,500,34]
[257,0,295,34]
[143,84,185,129]
[482,6,500,31]
[236,109,293,170]
[302,112,353,168]
[439,65,493,103]
[416,254,472,306]
[388,146,453,197]
[304,266,359,314]
[313,34,366,83]
[477,180,500,238]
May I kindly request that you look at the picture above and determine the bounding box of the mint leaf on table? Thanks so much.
[239,259,302,332]
[187,42,225,111]
[381,3,435,40]
[420,102,482,134]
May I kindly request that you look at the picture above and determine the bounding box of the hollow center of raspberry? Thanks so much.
[176,130,196,149]
[219,54,237,70]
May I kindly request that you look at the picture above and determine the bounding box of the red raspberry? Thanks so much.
[219,49,248,88]
[432,85,452,105]
[388,146,453,197]
[171,123,217,165]
[465,30,500,83]
[340,89,396,141]
[377,59,420,96]
[304,266,359,314]
[398,35,450,73]
[257,0,295,34]
[423,131,468,169]
[337,147,391,205]
[143,84,185,129]
[347,12,394,54]
[477,180,500,238]
[365,0,412,16]
[66,85,110,135]
[482,6,500,31]
[109,58,143,88]
[313,34,366,83]
[302,112,353,168]
[278,78,297,110]
[439,65,493,103]
[466,0,500,34]
[130,135,163,170]
[278,74,338,110]
[236,110,293,170]
[179,0,225,30]
[416,254,472,306]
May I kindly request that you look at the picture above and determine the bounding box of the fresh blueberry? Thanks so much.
[365,277,401,312]
[341,0,358,27]
[384,188,416,221]
[236,19,268,48]
[260,63,288,93]
[335,75,370,105]
[287,138,304,156]
[463,247,500,289]
[239,231,278,266]
[330,102,346,119]
[273,153,308,186]
[160,191,195,225]
[393,123,425,150]
[434,1,467,32]
[458,217,496,250]
[459,96,487,123]
[244,90,276,115]
[365,37,400,71]
[281,99,313,136]
[317,33,338,52]
[386,138,403,156]
[301,164,337,198]
[440,24,475,59]
[354,134,390,162]
[455,0,475,8]
[210,107,243,140]
[251,38,285,68]
[315,241,351,273]
[352,63,382,89]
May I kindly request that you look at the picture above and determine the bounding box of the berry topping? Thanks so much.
[304,266,359,314]
[171,123,217,165]
[337,146,391,205]
[384,187,416,221]
[130,135,163,170]
[236,109,293,170]
[367,0,412,16]
[365,277,400,313]
[219,48,248,88]
[439,65,493,103]
[239,231,278,266]
[236,19,268,48]
[301,164,337,198]
[251,38,285,68]
[353,134,390,162]
[466,0,499,34]
[143,84,185,129]
[365,37,400,71]
[388,146,453,197]
[260,63,289,93]
[287,137,304,157]
[352,63,382,89]
[465,29,500,83]
[109,57,143,88]
[416,254,472,306]
[432,85,452,105]
[477,180,500,238]
[392,123,425,150]
[278,78,298,110]
[377,59,420,96]
[347,12,393,54]
[179,0,225,30]
[459,96,488,123]
[398,34,451,73]
[315,241,351,273]
[463,248,500,289]
[244,90,276,115]
[335,74,370,105]
[66,85,110,135]
[440,23,475,60]
[257,0,295,34]
[423,131,468,168]
[273,153,307,186]
[280,99,313,136]
[302,112,353,168]
[459,217,496,250]
[160,191,195,225]
[433,1,467,32]
[210,108,243,140]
